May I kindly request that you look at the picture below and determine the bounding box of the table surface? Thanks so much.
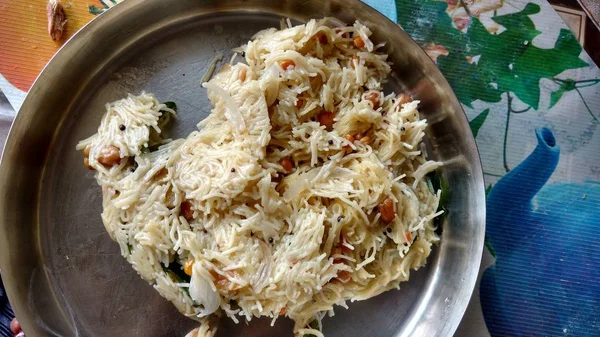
[0,0,599,336]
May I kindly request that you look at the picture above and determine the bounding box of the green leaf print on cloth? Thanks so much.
[398,1,587,109]
[469,108,490,138]
[396,0,598,171]
[549,79,577,109]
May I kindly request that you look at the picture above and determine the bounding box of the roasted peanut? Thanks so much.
[378,197,396,223]
[239,68,247,82]
[97,145,121,166]
[336,270,352,283]
[210,269,241,290]
[280,157,294,171]
[210,270,229,289]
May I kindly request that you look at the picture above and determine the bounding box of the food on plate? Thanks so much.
[77,18,443,337]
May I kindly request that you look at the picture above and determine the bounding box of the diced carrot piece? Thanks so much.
[353,36,365,48]
[317,111,335,130]
[280,157,294,171]
[280,59,295,70]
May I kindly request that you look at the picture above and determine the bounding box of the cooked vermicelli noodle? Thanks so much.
[77,19,442,337]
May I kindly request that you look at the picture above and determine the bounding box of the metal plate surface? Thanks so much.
[0,1,485,336]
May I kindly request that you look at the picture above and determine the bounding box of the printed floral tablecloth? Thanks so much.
[0,0,599,336]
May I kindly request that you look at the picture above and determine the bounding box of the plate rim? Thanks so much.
[0,0,486,336]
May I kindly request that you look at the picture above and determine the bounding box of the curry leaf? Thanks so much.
[164,101,177,111]
[469,108,490,138]
[161,260,191,283]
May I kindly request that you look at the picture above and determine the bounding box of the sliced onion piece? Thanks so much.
[189,262,221,317]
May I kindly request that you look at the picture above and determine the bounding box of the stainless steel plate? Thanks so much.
[0,1,485,336]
